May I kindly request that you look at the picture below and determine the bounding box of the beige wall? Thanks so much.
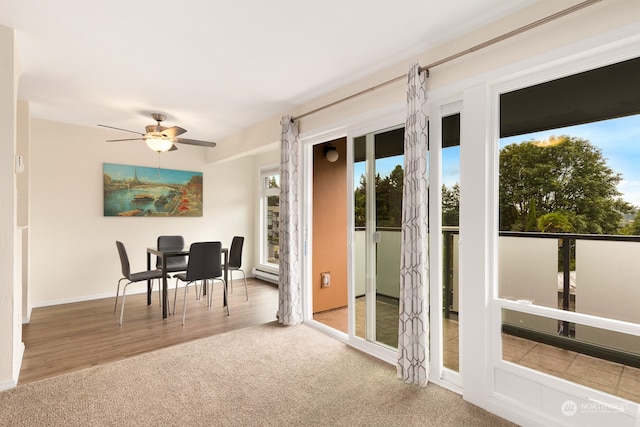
[28,118,259,304]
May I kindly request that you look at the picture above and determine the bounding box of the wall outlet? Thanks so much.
[321,272,330,288]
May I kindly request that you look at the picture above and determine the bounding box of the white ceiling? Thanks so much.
[0,0,535,144]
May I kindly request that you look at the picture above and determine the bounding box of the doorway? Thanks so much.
[311,138,349,329]
[312,126,404,352]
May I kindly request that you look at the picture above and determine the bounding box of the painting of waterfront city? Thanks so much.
[103,163,203,217]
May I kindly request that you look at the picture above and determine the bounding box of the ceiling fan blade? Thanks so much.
[162,126,187,138]
[105,138,146,142]
[175,138,216,148]
[169,144,178,151]
[98,124,145,135]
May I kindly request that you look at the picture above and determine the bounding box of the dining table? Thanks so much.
[147,245,229,319]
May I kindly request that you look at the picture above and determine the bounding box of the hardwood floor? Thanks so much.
[19,279,279,385]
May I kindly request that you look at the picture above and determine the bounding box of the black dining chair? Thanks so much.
[114,241,168,326]
[174,241,229,325]
[227,236,248,300]
[156,235,188,274]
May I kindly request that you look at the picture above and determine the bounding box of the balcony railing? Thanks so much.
[354,226,640,367]
[444,228,640,367]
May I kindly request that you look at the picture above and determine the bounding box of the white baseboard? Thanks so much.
[30,286,163,309]
[13,341,24,383]
[30,275,261,309]
[0,378,17,392]
[1,342,23,392]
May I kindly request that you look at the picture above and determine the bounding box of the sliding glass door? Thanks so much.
[353,126,404,348]
[442,112,460,373]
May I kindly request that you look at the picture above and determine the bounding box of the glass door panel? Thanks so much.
[442,113,460,372]
[353,126,404,347]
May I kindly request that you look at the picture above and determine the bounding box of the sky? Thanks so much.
[355,114,640,208]
[103,162,201,185]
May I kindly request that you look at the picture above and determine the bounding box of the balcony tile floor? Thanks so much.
[503,333,640,402]
[314,300,640,403]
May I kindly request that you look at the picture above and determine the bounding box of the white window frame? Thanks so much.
[258,165,280,273]
[434,100,464,389]
[485,29,640,422]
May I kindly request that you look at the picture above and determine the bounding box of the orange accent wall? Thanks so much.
[312,138,348,313]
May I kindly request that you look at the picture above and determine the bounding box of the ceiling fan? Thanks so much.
[98,113,216,153]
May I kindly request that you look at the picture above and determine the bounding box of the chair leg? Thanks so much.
[114,278,126,314]
[205,279,210,307]
[240,269,248,301]
[173,278,180,316]
[182,282,190,326]
[119,282,131,326]
[157,279,162,307]
[207,279,213,307]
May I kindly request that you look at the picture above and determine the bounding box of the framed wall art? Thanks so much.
[103,163,203,217]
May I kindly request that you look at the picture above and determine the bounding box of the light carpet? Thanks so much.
[0,322,517,426]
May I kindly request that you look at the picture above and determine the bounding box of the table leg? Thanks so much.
[146,252,152,305]
[223,251,228,307]
[162,257,168,319]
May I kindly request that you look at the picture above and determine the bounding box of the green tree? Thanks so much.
[354,165,404,228]
[537,212,573,233]
[355,168,461,229]
[620,210,640,235]
[442,183,459,226]
[525,198,538,231]
[376,165,404,227]
[354,174,367,227]
[499,135,633,234]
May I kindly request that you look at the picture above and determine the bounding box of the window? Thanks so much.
[442,112,460,372]
[497,56,640,402]
[260,167,280,268]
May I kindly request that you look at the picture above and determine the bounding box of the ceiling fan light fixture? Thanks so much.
[145,136,173,152]
[99,113,216,151]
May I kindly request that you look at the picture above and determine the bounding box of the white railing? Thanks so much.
[355,227,640,356]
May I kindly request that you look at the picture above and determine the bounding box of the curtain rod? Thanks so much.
[292,0,602,122]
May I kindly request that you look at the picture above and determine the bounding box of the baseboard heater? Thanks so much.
[252,267,279,284]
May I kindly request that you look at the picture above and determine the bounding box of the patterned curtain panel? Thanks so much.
[277,116,303,325]
[397,63,430,386]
